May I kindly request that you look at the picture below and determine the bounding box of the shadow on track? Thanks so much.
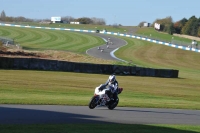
[0,107,199,133]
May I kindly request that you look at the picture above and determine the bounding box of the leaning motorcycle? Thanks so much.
[88,84,123,110]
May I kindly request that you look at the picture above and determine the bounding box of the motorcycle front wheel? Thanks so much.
[88,96,98,109]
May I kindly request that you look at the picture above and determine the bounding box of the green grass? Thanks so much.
[0,70,200,110]
[10,22,131,33]
[1,23,200,132]
[136,27,200,44]
[115,36,200,69]
[0,124,200,133]
[0,24,200,109]
[0,26,105,53]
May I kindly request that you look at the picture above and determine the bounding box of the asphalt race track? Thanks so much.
[0,105,200,124]
[86,33,127,61]
[1,33,200,125]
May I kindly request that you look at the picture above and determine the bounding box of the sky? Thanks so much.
[1,0,200,26]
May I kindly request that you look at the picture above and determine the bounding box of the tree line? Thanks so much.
[61,16,106,25]
[139,16,200,37]
[1,10,199,37]
[0,10,33,22]
[0,10,106,25]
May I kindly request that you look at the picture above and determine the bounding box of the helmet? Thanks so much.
[109,75,116,84]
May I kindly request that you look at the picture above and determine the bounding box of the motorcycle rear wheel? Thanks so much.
[108,98,119,110]
[89,96,98,109]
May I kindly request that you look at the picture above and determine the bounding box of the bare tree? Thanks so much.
[62,16,75,23]
[91,17,106,25]
[0,10,6,21]
[113,23,118,28]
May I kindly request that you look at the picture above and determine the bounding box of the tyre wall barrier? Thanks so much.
[0,57,179,78]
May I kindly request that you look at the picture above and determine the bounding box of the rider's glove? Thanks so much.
[98,86,103,91]
[118,88,123,94]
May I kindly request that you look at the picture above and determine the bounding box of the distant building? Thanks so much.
[154,23,160,30]
[51,17,62,23]
[143,23,150,27]
[62,20,69,24]
[70,22,80,24]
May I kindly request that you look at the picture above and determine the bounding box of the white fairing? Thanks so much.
[95,85,110,103]
[95,85,108,95]
[95,84,118,100]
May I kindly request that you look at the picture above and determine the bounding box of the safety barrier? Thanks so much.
[0,57,179,78]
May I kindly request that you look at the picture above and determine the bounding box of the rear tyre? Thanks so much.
[89,96,98,109]
[108,98,119,110]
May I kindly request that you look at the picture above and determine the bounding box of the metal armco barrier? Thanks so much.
[0,57,179,78]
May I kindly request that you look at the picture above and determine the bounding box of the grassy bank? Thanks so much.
[0,24,200,109]
[1,70,200,110]
[1,124,200,133]
[0,24,200,132]
[0,26,105,53]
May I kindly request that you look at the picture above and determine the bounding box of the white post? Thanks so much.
[6,41,8,46]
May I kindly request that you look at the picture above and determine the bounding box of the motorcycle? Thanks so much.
[88,84,123,110]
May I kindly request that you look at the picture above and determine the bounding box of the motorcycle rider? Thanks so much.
[99,74,119,103]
